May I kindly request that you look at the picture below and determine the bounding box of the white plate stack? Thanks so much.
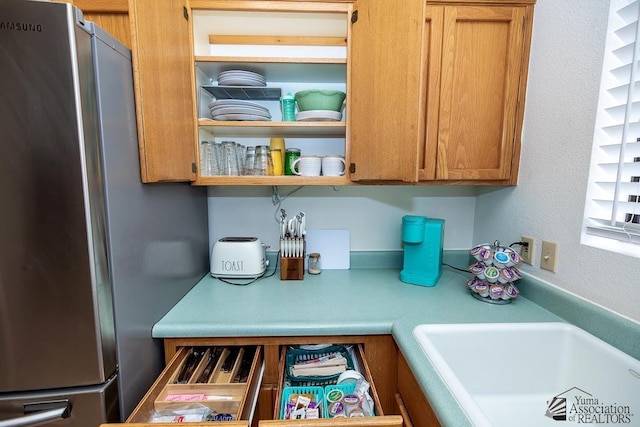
[295,110,343,122]
[217,69,266,87]
[208,99,272,121]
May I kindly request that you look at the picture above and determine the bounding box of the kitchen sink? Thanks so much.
[413,323,640,427]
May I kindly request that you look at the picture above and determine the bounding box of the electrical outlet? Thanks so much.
[521,236,535,265]
[540,240,559,272]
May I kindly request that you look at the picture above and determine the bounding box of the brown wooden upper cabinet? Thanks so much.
[128,0,534,184]
[129,0,351,185]
[349,0,535,184]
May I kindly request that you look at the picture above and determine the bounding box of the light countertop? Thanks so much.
[152,254,565,426]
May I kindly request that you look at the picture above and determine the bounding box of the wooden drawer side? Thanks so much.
[353,343,385,416]
[240,346,264,421]
[126,347,191,423]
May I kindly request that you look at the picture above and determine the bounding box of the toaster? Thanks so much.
[210,237,268,278]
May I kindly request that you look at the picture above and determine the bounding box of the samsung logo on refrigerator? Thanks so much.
[0,22,43,32]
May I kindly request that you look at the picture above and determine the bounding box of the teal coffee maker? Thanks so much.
[400,215,445,286]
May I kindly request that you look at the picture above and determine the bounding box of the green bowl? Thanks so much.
[294,90,346,112]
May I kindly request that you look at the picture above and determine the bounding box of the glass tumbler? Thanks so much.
[236,144,246,175]
[244,146,256,176]
[254,145,270,176]
[211,142,221,175]
[200,141,213,176]
[200,140,221,176]
[220,141,239,176]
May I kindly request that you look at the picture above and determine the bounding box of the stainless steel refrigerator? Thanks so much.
[0,1,209,425]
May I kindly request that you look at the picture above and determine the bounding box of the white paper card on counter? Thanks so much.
[304,229,350,270]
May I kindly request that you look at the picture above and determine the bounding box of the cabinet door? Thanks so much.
[419,6,444,181]
[129,0,196,182]
[435,5,527,181]
[349,0,425,182]
[397,353,440,427]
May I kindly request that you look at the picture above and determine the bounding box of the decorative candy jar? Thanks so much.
[467,240,522,304]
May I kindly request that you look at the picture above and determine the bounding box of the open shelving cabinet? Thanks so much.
[190,1,352,186]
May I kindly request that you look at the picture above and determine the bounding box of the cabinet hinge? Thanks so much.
[349,163,356,173]
[351,10,358,24]
[183,6,189,21]
[192,162,197,173]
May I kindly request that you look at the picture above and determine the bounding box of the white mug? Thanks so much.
[321,155,346,176]
[292,155,322,176]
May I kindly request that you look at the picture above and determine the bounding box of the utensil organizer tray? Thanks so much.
[151,345,262,418]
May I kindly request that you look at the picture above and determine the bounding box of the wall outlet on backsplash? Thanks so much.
[521,236,535,265]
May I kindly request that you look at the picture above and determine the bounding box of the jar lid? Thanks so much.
[337,370,364,386]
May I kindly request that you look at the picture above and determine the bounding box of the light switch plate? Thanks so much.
[540,240,558,273]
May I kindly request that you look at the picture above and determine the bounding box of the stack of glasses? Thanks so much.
[200,141,285,176]
[200,141,246,176]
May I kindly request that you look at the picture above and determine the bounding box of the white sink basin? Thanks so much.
[413,323,640,427]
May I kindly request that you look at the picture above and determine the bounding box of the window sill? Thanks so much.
[581,231,640,259]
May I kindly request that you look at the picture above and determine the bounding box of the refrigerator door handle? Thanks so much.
[0,400,70,427]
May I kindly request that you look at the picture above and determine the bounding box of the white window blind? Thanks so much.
[583,0,640,253]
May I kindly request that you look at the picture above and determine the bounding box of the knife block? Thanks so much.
[279,237,305,280]
[280,256,304,280]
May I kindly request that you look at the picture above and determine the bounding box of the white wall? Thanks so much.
[474,0,640,323]
[208,186,476,252]
[207,0,640,323]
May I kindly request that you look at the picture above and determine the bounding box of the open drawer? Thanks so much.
[266,344,403,426]
[101,345,263,426]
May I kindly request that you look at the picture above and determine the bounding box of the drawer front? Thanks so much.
[101,423,248,427]
[270,344,403,426]
[397,353,440,427]
[123,345,263,424]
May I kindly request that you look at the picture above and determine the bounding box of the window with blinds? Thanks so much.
[583,0,640,255]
